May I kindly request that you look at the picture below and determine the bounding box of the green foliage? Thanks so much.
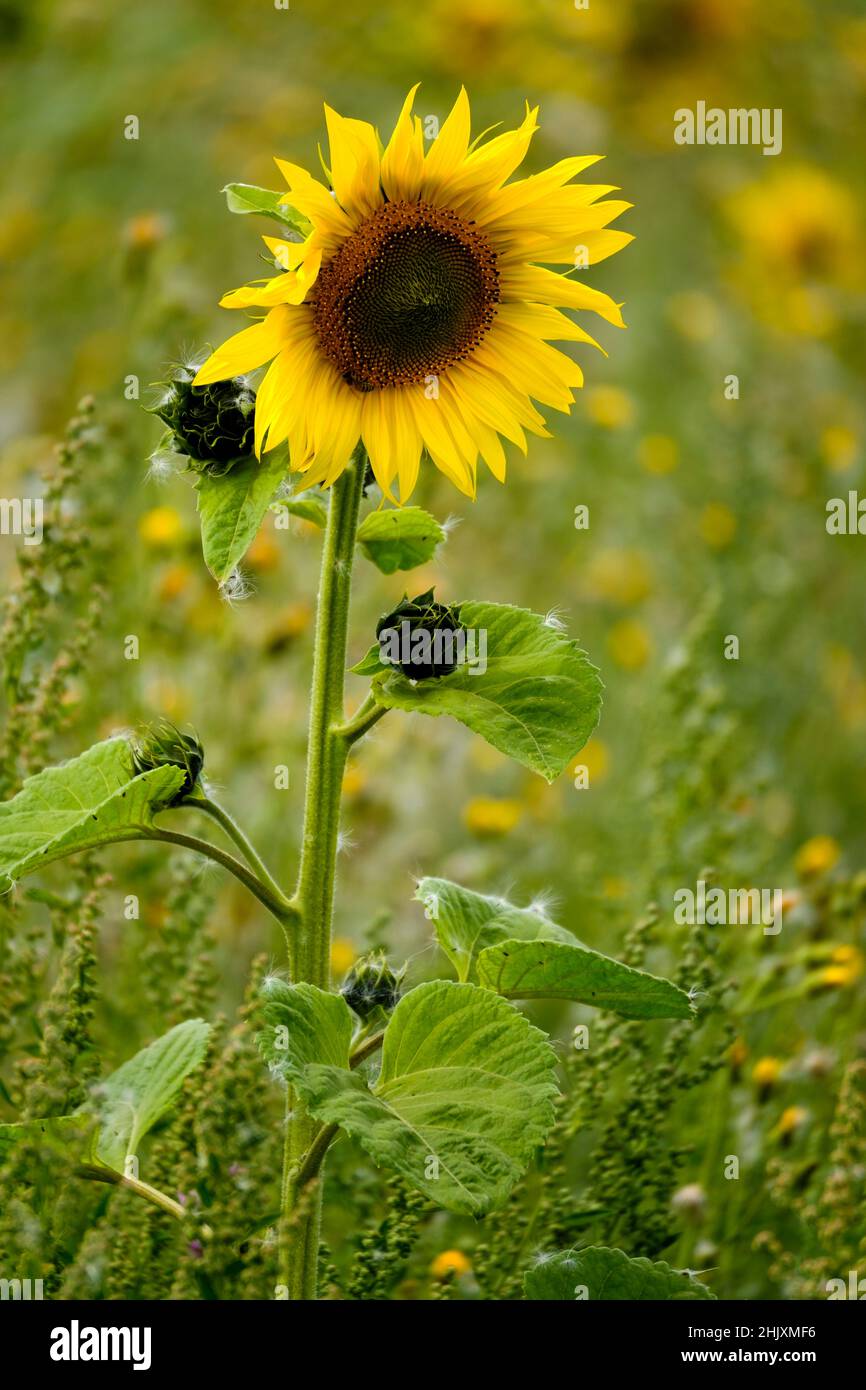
[260,979,559,1215]
[477,939,694,1020]
[357,507,445,574]
[195,450,288,583]
[524,1247,716,1300]
[0,1019,210,1176]
[222,182,313,235]
[90,1019,210,1172]
[0,738,184,892]
[416,876,578,981]
[369,602,602,780]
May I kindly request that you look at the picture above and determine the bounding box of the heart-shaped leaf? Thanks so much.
[0,738,184,892]
[370,602,602,780]
[262,980,559,1216]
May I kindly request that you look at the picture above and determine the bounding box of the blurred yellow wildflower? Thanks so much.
[430,1249,471,1280]
[463,796,523,836]
[585,548,652,605]
[752,1057,782,1089]
[157,563,193,602]
[776,1106,807,1139]
[570,736,609,786]
[139,506,184,547]
[821,426,858,473]
[638,433,679,475]
[698,502,737,549]
[586,385,635,430]
[246,530,282,572]
[330,938,357,975]
[794,835,841,878]
[607,619,651,670]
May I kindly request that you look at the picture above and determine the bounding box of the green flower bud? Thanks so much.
[340,951,405,1020]
[150,365,255,476]
[130,719,204,803]
[375,588,463,680]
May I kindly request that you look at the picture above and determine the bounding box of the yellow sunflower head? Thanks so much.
[195,86,632,501]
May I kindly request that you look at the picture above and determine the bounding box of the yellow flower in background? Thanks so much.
[638,433,679,475]
[821,426,858,473]
[607,618,651,670]
[726,166,860,286]
[157,563,193,602]
[585,548,652,605]
[570,736,609,785]
[819,946,864,989]
[139,506,184,547]
[794,834,841,878]
[752,1056,782,1090]
[194,87,631,500]
[462,795,523,836]
[430,1249,471,1280]
[776,1106,807,1139]
[330,938,357,975]
[698,502,737,550]
[586,384,635,430]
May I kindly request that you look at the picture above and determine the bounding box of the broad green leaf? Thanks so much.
[0,738,184,892]
[416,876,577,983]
[90,1019,210,1171]
[257,978,354,1080]
[357,507,445,574]
[477,939,694,1020]
[524,1247,716,1301]
[195,450,288,583]
[222,183,312,236]
[0,1021,209,1177]
[0,1115,97,1169]
[370,602,602,780]
[290,980,559,1216]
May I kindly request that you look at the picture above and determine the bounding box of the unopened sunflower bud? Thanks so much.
[130,720,204,803]
[150,366,255,476]
[340,950,405,1019]
[376,588,463,680]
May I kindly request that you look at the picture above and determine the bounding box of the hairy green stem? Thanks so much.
[279,447,367,1300]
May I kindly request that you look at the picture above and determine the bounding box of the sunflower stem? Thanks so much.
[279,445,367,1300]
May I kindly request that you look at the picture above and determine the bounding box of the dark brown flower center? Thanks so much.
[312,199,500,391]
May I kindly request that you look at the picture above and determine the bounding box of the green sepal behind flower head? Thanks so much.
[150,365,255,476]
[129,719,204,804]
[339,950,406,1020]
[375,588,463,680]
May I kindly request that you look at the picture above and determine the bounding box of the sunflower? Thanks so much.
[194,87,632,500]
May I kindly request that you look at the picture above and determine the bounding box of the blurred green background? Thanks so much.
[1,0,865,1298]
